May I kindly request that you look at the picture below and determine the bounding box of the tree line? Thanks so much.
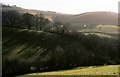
[2,10,72,33]
[2,10,50,30]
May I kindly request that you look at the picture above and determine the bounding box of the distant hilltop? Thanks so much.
[2,4,118,27]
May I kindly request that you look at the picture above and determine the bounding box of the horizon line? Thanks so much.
[2,3,118,15]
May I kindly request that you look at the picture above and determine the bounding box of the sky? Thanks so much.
[1,0,120,14]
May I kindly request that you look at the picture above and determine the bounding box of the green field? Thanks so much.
[79,25,119,34]
[78,25,119,39]
[17,65,119,77]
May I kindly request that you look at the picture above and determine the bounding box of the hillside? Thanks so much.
[78,25,119,39]
[2,4,119,76]
[17,65,119,76]
[2,27,119,76]
[66,12,118,26]
[2,5,72,22]
[2,5,118,27]
[2,27,118,59]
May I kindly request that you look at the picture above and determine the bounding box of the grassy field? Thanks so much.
[79,25,119,34]
[17,65,120,77]
[78,25,119,39]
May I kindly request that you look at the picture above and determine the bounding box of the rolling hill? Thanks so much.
[78,25,119,39]
[2,5,72,22]
[2,27,119,76]
[66,12,118,26]
[2,4,119,76]
[2,4,118,27]
[2,27,118,60]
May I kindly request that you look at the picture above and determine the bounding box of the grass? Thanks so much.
[77,25,119,39]
[16,65,120,77]
[3,27,118,60]
[78,25,119,34]
[83,33,114,38]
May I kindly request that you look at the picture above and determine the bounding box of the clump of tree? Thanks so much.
[50,21,72,34]
[2,10,51,31]
[2,10,22,28]
[22,13,34,29]
[34,14,50,31]
[2,58,32,76]
[2,10,73,34]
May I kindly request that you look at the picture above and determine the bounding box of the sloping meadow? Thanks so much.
[2,27,119,76]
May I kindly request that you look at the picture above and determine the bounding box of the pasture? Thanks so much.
[16,65,120,77]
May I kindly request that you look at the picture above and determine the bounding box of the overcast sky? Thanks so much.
[1,0,120,14]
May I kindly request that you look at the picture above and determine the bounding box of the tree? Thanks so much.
[52,22,71,34]
[35,13,49,31]
[2,10,21,27]
[22,13,34,29]
[53,21,63,33]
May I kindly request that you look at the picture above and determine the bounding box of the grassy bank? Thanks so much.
[2,27,119,76]
[17,65,120,77]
